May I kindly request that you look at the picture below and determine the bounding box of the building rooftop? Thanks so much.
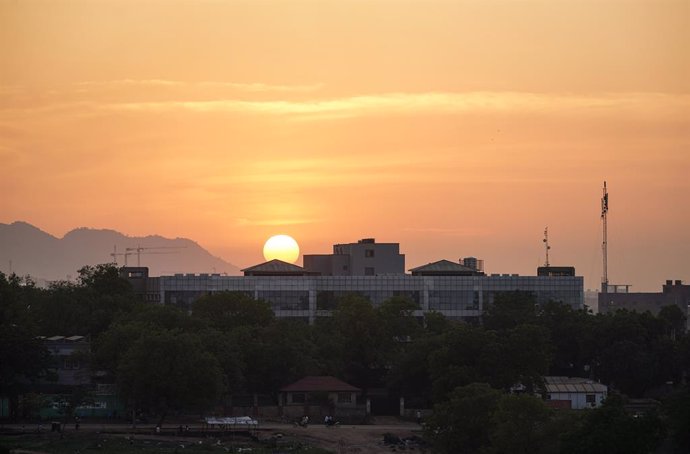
[38,335,87,342]
[280,376,360,393]
[241,259,312,276]
[409,259,481,276]
[544,376,607,394]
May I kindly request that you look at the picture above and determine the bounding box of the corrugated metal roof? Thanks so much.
[42,335,86,342]
[546,383,607,393]
[544,376,607,393]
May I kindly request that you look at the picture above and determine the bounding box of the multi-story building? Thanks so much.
[303,238,405,276]
[599,280,690,323]
[122,238,584,324]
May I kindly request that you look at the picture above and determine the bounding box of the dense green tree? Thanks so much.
[483,291,538,331]
[658,304,687,338]
[234,319,320,394]
[537,301,596,377]
[498,324,551,392]
[191,291,274,331]
[28,264,135,336]
[0,323,52,391]
[0,273,52,412]
[313,294,389,393]
[561,394,664,454]
[663,388,690,453]
[92,304,202,374]
[77,264,133,297]
[377,296,422,342]
[488,394,554,454]
[117,330,223,424]
[429,324,497,401]
[424,383,501,454]
[423,310,452,335]
[197,328,245,396]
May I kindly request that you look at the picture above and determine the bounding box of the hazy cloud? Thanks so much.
[74,79,324,93]
[235,218,321,226]
[104,91,690,119]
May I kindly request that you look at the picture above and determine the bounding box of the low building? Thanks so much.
[544,376,608,409]
[279,376,363,421]
[39,336,91,387]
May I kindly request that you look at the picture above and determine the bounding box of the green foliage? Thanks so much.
[483,291,538,331]
[25,263,136,337]
[318,294,389,392]
[658,304,687,337]
[663,388,690,452]
[560,394,664,454]
[488,394,554,454]
[377,296,422,341]
[192,291,274,331]
[0,273,52,392]
[6,261,690,454]
[117,330,223,422]
[235,319,320,394]
[424,383,501,454]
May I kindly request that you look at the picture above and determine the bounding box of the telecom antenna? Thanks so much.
[543,227,551,267]
[601,181,609,292]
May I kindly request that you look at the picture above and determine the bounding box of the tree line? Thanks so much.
[1,264,689,452]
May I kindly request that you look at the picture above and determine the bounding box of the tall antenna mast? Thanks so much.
[601,181,609,292]
[543,227,551,267]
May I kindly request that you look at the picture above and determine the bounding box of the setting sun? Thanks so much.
[263,235,300,264]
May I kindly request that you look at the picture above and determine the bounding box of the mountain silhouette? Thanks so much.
[0,221,240,283]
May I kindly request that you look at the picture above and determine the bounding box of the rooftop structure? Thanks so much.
[410,259,484,276]
[303,238,405,276]
[544,376,608,409]
[598,280,690,325]
[242,259,317,276]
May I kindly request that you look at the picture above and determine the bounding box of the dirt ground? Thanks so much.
[265,421,427,454]
[1,419,428,454]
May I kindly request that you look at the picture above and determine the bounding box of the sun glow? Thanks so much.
[263,234,300,264]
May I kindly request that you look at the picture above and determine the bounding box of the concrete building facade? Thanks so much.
[303,238,405,276]
[135,272,582,324]
[122,238,584,323]
[598,280,690,320]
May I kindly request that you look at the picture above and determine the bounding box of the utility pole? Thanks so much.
[543,227,551,267]
[601,181,609,293]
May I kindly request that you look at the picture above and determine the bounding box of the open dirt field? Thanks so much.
[263,421,427,453]
[1,420,428,454]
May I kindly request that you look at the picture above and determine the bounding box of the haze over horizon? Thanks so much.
[2,0,688,292]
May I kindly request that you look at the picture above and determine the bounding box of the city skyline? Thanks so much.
[2,0,689,292]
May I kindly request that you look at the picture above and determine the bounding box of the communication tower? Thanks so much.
[543,227,551,267]
[601,181,609,292]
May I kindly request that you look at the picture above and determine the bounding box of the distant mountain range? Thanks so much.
[0,221,241,283]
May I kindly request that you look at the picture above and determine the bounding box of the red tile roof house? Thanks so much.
[279,376,366,423]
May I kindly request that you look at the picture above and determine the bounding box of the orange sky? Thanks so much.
[1,0,689,291]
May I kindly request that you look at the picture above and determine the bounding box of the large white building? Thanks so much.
[123,238,584,323]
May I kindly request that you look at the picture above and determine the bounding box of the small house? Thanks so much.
[544,376,607,409]
[279,376,362,420]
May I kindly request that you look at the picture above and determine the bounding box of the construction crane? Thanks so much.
[125,245,185,267]
[110,246,135,266]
